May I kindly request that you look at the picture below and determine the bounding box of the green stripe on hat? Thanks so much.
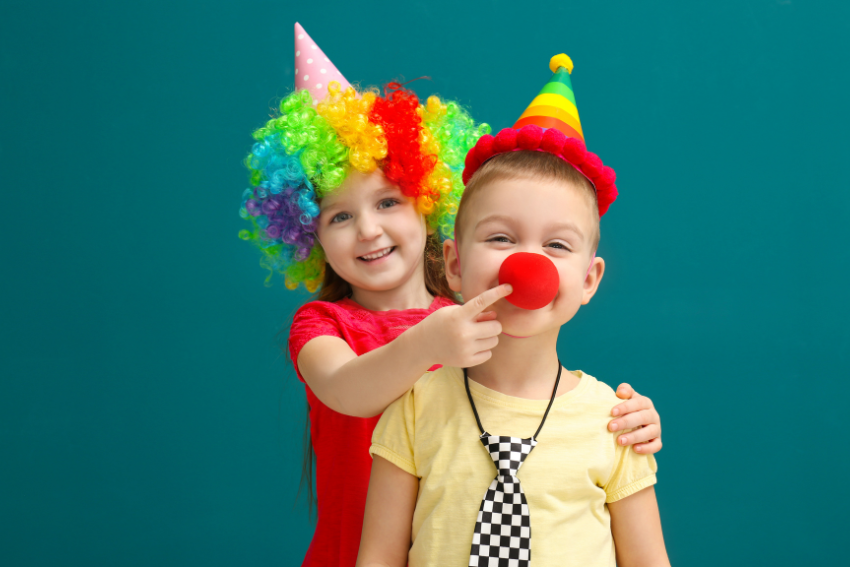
[538,81,576,106]
[549,68,575,90]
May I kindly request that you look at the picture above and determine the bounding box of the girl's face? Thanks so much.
[317,169,429,295]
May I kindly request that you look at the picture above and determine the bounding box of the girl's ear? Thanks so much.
[442,239,463,292]
[581,256,605,305]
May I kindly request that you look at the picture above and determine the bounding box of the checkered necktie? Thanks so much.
[464,363,563,567]
[469,434,536,566]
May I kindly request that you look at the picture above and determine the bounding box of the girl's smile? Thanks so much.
[316,168,433,310]
[358,246,396,263]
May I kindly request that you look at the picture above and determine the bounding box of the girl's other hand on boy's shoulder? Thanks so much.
[609,383,662,455]
[413,284,512,369]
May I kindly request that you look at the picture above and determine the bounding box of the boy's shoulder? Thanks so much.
[410,365,463,396]
[400,366,471,418]
[556,370,624,422]
[574,371,619,403]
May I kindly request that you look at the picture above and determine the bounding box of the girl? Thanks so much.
[238,27,662,567]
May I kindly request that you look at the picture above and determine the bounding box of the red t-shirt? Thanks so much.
[288,295,455,567]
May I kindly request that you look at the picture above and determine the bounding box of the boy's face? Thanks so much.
[446,176,604,338]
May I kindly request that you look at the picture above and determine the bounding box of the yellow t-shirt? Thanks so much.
[370,366,657,567]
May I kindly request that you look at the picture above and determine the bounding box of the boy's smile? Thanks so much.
[448,175,604,339]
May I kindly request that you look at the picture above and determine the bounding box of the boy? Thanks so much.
[355,55,670,567]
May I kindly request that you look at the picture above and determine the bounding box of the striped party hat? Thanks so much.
[513,54,583,143]
[463,54,618,216]
[294,22,351,104]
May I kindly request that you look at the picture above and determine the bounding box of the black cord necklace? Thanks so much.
[463,360,563,440]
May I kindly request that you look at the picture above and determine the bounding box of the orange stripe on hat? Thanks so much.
[513,116,584,143]
[516,104,583,137]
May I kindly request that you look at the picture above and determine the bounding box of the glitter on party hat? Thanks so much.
[294,22,350,104]
[462,54,618,216]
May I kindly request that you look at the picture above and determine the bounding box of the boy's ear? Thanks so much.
[581,256,605,305]
[442,239,463,292]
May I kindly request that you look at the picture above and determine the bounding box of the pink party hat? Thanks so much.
[294,22,350,104]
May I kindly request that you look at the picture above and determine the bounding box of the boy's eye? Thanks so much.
[378,198,398,209]
[330,212,352,224]
[546,241,571,251]
[487,236,513,243]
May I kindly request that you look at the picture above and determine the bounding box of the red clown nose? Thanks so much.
[497,252,560,310]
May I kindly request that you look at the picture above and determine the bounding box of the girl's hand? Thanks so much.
[608,383,662,455]
[415,284,513,368]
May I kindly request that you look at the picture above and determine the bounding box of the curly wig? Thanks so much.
[238,81,490,291]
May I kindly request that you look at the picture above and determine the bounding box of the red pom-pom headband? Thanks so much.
[461,124,618,217]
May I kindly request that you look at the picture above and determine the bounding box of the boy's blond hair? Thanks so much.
[456,151,600,251]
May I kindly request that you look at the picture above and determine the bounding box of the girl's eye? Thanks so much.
[487,236,512,243]
[378,198,398,210]
[546,241,571,251]
[330,212,352,224]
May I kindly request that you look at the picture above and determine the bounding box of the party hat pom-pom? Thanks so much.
[517,125,544,150]
[580,152,603,179]
[476,134,494,158]
[465,148,481,170]
[540,128,567,155]
[493,128,518,153]
[597,186,618,217]
[560,137,587,167]
[463,134,495,184]
[549,54,574,74]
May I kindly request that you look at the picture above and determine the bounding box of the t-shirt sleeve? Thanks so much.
[603,430,658,503]
[288,302,345,382]
[369,387,417,477]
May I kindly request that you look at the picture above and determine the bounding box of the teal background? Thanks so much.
[2,0,848,565]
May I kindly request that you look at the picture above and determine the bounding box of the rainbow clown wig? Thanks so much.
[238,80,489,291]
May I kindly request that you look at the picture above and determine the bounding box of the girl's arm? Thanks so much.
[297,285,511,418]
[608,486,670,567]
[355,456,418,567]
[609,384,663,454]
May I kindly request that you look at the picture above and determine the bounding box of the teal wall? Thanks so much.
[2,1,848,565]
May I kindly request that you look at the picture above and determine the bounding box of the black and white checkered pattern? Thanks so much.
[469,433,537,567]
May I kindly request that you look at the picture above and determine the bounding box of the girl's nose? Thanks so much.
[356,213,383,241]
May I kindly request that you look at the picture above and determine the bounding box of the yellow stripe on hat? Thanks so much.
[517,104,583,137]
[528,93,580,122]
